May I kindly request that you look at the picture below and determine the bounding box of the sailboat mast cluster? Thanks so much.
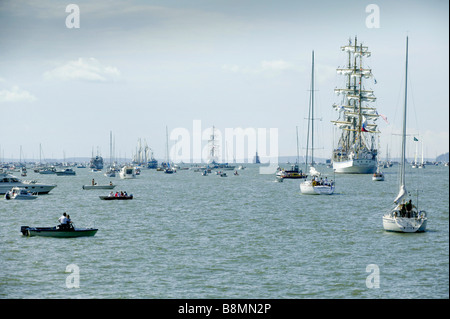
[331,37,379,174]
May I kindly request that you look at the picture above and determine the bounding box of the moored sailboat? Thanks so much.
[382,37,427,233]
[300,51,334,195]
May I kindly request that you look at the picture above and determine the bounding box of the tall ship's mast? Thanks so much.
[331,36,379,174]
[207,126,219,165]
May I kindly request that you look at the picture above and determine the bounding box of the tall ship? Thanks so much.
[331,37,379,174]
[131,138,158,169]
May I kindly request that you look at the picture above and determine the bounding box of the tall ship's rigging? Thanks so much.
[331,37,379,174]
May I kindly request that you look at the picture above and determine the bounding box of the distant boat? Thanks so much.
[300,51,334,195]
[82,184,115,190]
[253,151,261,164]
[5,187,38,200]
[164,126,175,174]
[0,172,56,195]
[147,157,158,169]
[382,37,427,233]
[21,225,98,238]
[372,166,385,181]
[119,166,136,179]
[55,168,76,176]
[89,154,104,170]
[104,131,116,177]
[99,194,133,200]
[276,163,307,179]
[38,167,56,174]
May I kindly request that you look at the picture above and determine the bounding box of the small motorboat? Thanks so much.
[55,168,76,176]
[21,225,98,238]
[99,194,133,200]
[5,187,38,200]
[82,184,116,190]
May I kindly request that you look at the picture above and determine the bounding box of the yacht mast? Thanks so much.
[400,36,409,189]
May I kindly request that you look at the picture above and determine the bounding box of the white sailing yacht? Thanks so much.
[331,37,379,174]
[104,131,116,177]
[300,51,335,195]
[412,139,419,168]
[164,126,174,174]
[382,37,427,233]
[372,136,385,181]
[418,140,425,168]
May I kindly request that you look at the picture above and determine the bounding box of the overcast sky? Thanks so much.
[0,0,448,162]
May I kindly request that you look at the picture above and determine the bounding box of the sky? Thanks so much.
[0,0,448,162]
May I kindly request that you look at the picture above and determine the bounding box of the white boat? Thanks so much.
[382,37,427,233]
[104,131,116,177]
[331,37,379,174]
[418,141,425,168]
[0,172,56,195]
[372,166,385,181]
[55,168,76,176]
[38,167,56,174]
[5,187,38,200]
[300,51,334,195]
[119,166,136,179]
[104,169,116,177]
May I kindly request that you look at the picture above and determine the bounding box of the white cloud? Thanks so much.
[261,60,296,72]
[0,86,37,103]
[222,60,302,75]
[43,58,121,82]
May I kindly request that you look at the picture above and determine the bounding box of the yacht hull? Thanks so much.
[300,181,334,195]
[333,159,377,174]
[382,216,427,233]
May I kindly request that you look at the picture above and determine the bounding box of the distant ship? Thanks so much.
[253,151,260,164]
[331,37,379,174]
[89,155,104,170]
[131,138,158,169]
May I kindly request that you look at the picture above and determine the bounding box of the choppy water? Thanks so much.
[1,164,448,299]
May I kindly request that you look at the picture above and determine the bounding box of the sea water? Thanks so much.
[0,164,448,298]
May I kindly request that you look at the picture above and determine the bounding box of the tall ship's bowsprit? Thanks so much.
[331,37,379,174]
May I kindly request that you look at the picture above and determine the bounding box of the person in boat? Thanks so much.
[92,179,95,186]
[58,212,68,224]
[405,200,413,212]
[58,212,71,230]
[108,191,114,197]
[400,203,407,217]
[109,181,113,185]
